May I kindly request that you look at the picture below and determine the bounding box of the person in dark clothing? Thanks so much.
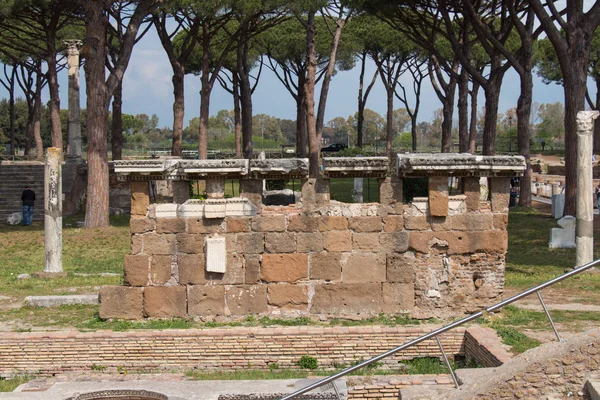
[21,186,35,226]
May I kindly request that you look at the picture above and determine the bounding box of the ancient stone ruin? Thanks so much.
[99,154,525,320]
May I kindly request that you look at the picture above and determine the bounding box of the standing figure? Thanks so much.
[21,186,35,226]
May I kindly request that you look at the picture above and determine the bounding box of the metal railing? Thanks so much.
[280,258,600,400]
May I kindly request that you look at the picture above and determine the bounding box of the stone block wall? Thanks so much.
[100,174,511,320]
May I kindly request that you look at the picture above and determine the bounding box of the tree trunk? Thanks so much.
[357,53,367,149]
[411,115,418,152]
[517,69,533,207]
[171,64,185,157]
[198,24,211,160]
[233,72,242,158]
[469,81,480,153]
[594,78,600,153]
[385,86,394,159]
[34,76,43,161]
[304,11,319,178]
[111,81,123,160]
[83,1,110,228]
[482,83,500,156]
[237,25,253,159]
[296,75,307,157]
[457,66,469,153]
[47,41,63,151]
[8,68,15,156]
[316,17,344,145]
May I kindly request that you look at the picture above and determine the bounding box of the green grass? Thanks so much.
[493,326,541,354]
[0,376,31,392]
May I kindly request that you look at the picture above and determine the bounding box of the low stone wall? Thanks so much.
[100,155,525,320]
[347,375,454,399]
[463,326,512,368]
[0,326,465,377]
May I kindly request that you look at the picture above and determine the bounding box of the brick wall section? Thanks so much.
[464,326,512,367]
[347,374,454,399]
[0,326,465,377]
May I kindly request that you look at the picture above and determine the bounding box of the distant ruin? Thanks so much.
[99,154,526,320]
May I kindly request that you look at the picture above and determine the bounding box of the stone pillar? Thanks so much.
[172,181,190,204]
[462,177,480,212]
[576,110,599,266]
[65,40,82,159]
[489,177,511,214]
[206,179,226,199]
[352,177,363,203]
[44,148,63,273]
[428,176,449,217]
[131,181,150,216]
[301,178,330,213]
[240,179,263,214]
[379,176,403,214]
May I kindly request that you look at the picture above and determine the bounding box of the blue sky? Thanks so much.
[0,25,574,130]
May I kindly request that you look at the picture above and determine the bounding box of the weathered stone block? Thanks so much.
[383,215,404,232]
[99,286,143,320]
[245,255,261,284]
[265,232,296,253]
[352,233,380,251]
[237,232,264,254]
[311,283,382,314]
[225,217,250,233]
[404,215,430,231]
[319,216,348,231]
[131,181,150,216]
[188,218,225,234]
[288,215,320,232]
[379,177,403,214]
[206,179,225,199]
[206,254,244,285]
[130,216,154,234]
[297,232,324,253]
[240,179,263,214]
[387,253,415,284]
[268,284,308,307]
[452,214,494,231]
[156,218,186,234]
[349,216,382,232]
[261,254,308,282]
[343,253,386,283]
[251,216,286,232]
[408,231,508,255]
[323,230,352,252]
[469,230,508,254]
[490,177,511,213]
[141,233,175,255]
[178,253,206,285]
[226,285,268,315]
[463,177,480,212]
[144,286,186,318]
[431,216,452,232]
[382,283,414,313]
[380,231,409,252]
[124,255,149,286]
[176,233,205,254]
[301,178,330,212]
[429,176,449,217]
[188,285,225,316]
[131,235,142,255]
[493,214,508,230]
[309,252,342,281]
[172,180,190,204]
[150,255,172,285]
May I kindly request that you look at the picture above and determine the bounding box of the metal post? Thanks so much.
[435,335,459,388]
[536,291,562,342]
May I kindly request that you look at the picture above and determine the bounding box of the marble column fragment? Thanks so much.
[65,40,82,159]
[44,148,63,273]
[576,110,599,266]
